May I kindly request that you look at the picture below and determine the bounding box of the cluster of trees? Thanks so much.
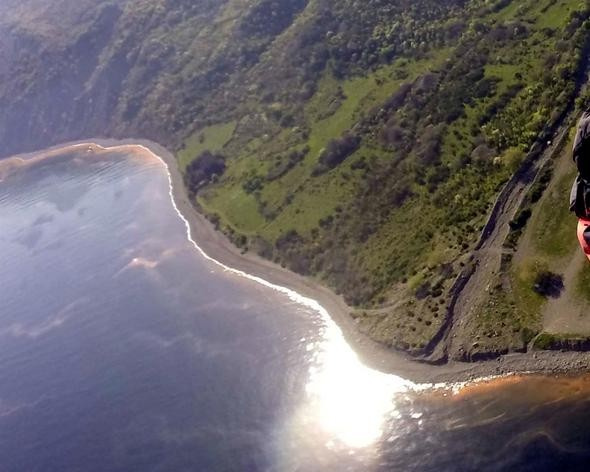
[265,2,590,307]
[533,272,564,298]
[313,133,360,175]
[238,0,483,135]
[483,11,590,152]
[325,0,469,76]
[266,147,309,181]
[242,147,310,195]
[6,0,590,314]
[184,151,226,197]
[239,0,308,37]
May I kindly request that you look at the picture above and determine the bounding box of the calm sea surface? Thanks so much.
[2,148,590,471]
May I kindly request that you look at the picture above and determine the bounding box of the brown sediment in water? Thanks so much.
[0,143,146,180]
[6,138,590,384]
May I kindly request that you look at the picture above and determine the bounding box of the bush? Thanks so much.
[381,121,407,147]
[520,327,538,345]
[533,332,558,350]
[313,133,360,175]
[243,175,264,193]
[530,164,553,203]
[266,147,308,181]
[533,271,564,298]
[184,151,225,195]
[509,208,532,231]
[416,124,443,165]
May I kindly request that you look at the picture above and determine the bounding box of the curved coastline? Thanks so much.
[6,138,590,383]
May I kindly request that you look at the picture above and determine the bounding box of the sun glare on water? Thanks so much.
[142,139,417,454]
[132,143,468,464]
[303,322,413,450]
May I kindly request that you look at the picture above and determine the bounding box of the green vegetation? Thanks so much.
[533,332,559,350]
[492,126,590,357]
[3,0,590,356]
[514,259,549,312]
[178,122,236,171]
[533,332,590,351]
[508,140,577,310]
[530,169,578,257]
[184,151,226,197]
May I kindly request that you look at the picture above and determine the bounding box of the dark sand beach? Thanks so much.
[4,138,590,383]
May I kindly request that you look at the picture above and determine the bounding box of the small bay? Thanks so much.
[2,146,590,471]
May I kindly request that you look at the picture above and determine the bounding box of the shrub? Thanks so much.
[533,332,558,350]
[266,147,308,181]
[184,151,225,195]
[509,208,532,231]
[533,272,564,298]
[243,175,264,193]
[313,133,361,175]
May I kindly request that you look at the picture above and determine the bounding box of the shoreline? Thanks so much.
[6,138,590,383]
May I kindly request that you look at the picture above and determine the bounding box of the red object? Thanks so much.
[578,218,590,261]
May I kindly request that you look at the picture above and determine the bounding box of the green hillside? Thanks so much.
[2,0,590,358]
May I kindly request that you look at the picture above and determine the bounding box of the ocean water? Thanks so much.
[2,146,590,472]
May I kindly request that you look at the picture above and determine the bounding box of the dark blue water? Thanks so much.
[2,146,590,472]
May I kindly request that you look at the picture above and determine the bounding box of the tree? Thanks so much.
[184,151,226,195]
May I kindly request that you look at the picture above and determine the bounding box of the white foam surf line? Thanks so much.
[97,142,516,392]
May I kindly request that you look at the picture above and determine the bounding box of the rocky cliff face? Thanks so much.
[0,0,317,157]
[0,1,127,155]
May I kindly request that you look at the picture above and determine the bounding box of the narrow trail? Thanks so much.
[449,128,570,355]
[422,116,574,363]
[421,40,590,364]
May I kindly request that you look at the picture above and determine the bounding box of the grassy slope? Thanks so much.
[178,122,237,171]
[353,0,590,352]
[5,0,586,357]
[471,115,590,355]
[510,131,587,330]
[172,0,590,354]
[199,53,451,239]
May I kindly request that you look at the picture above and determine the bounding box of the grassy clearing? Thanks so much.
[264,52,455,235]
[507,130,581,338]
[535,0,582,30]
[484,64,520,83]
[493,0,577,29]
[530,168,578,258]
[200,52,452,242]
[509,147,569,319]
[512,258,550,318]
[199,186,266,235]
[493,0,526,21]
[305,75,366,155]
[177,121,237,170]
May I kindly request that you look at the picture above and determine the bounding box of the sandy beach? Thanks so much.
[5,138,590,383]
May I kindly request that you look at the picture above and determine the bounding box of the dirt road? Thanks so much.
[424,122,573,363]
